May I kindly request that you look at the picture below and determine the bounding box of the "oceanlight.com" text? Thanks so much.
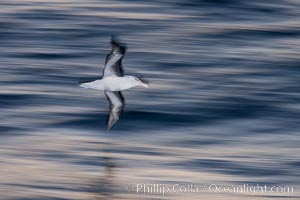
[127,183,294,196]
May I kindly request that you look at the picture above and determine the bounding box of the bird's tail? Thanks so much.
[79,82,91,89]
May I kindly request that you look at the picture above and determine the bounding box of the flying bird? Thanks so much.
[80,37,149,130]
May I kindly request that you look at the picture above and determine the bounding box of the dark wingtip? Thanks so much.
[106,118,112,131]
[110,35,117,43]
[106,122,112,131]
[110,35,127,54]
[106,114,115,131]
[106,121,115,131]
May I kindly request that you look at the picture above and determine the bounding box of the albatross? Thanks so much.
[80,37,149,130]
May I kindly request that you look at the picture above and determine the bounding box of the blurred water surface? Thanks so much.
[0,0,300,199]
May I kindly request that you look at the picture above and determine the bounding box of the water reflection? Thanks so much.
[89,143,117,200]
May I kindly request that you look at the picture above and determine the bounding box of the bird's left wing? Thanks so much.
[105,91,125,130]
[102,37,126,78]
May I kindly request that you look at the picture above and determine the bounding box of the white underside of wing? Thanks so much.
[106,53,122,67]
[103,52,123,77]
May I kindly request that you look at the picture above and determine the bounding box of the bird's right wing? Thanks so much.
[102,37,126,78]
[105,91,125,130]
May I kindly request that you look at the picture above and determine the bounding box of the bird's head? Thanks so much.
[129,76,149,88]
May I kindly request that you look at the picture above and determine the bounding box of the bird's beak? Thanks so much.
[141,82,149,88]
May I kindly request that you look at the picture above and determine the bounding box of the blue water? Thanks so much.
[0,0,300,199]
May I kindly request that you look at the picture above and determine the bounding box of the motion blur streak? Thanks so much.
[0,0,300,199]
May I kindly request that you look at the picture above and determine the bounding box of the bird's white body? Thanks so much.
[80,75,148,91]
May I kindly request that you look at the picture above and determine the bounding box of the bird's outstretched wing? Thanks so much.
[102,36,127,78]
[105,91,125,130]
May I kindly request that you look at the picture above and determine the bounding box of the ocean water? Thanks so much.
[0,0,300,199]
